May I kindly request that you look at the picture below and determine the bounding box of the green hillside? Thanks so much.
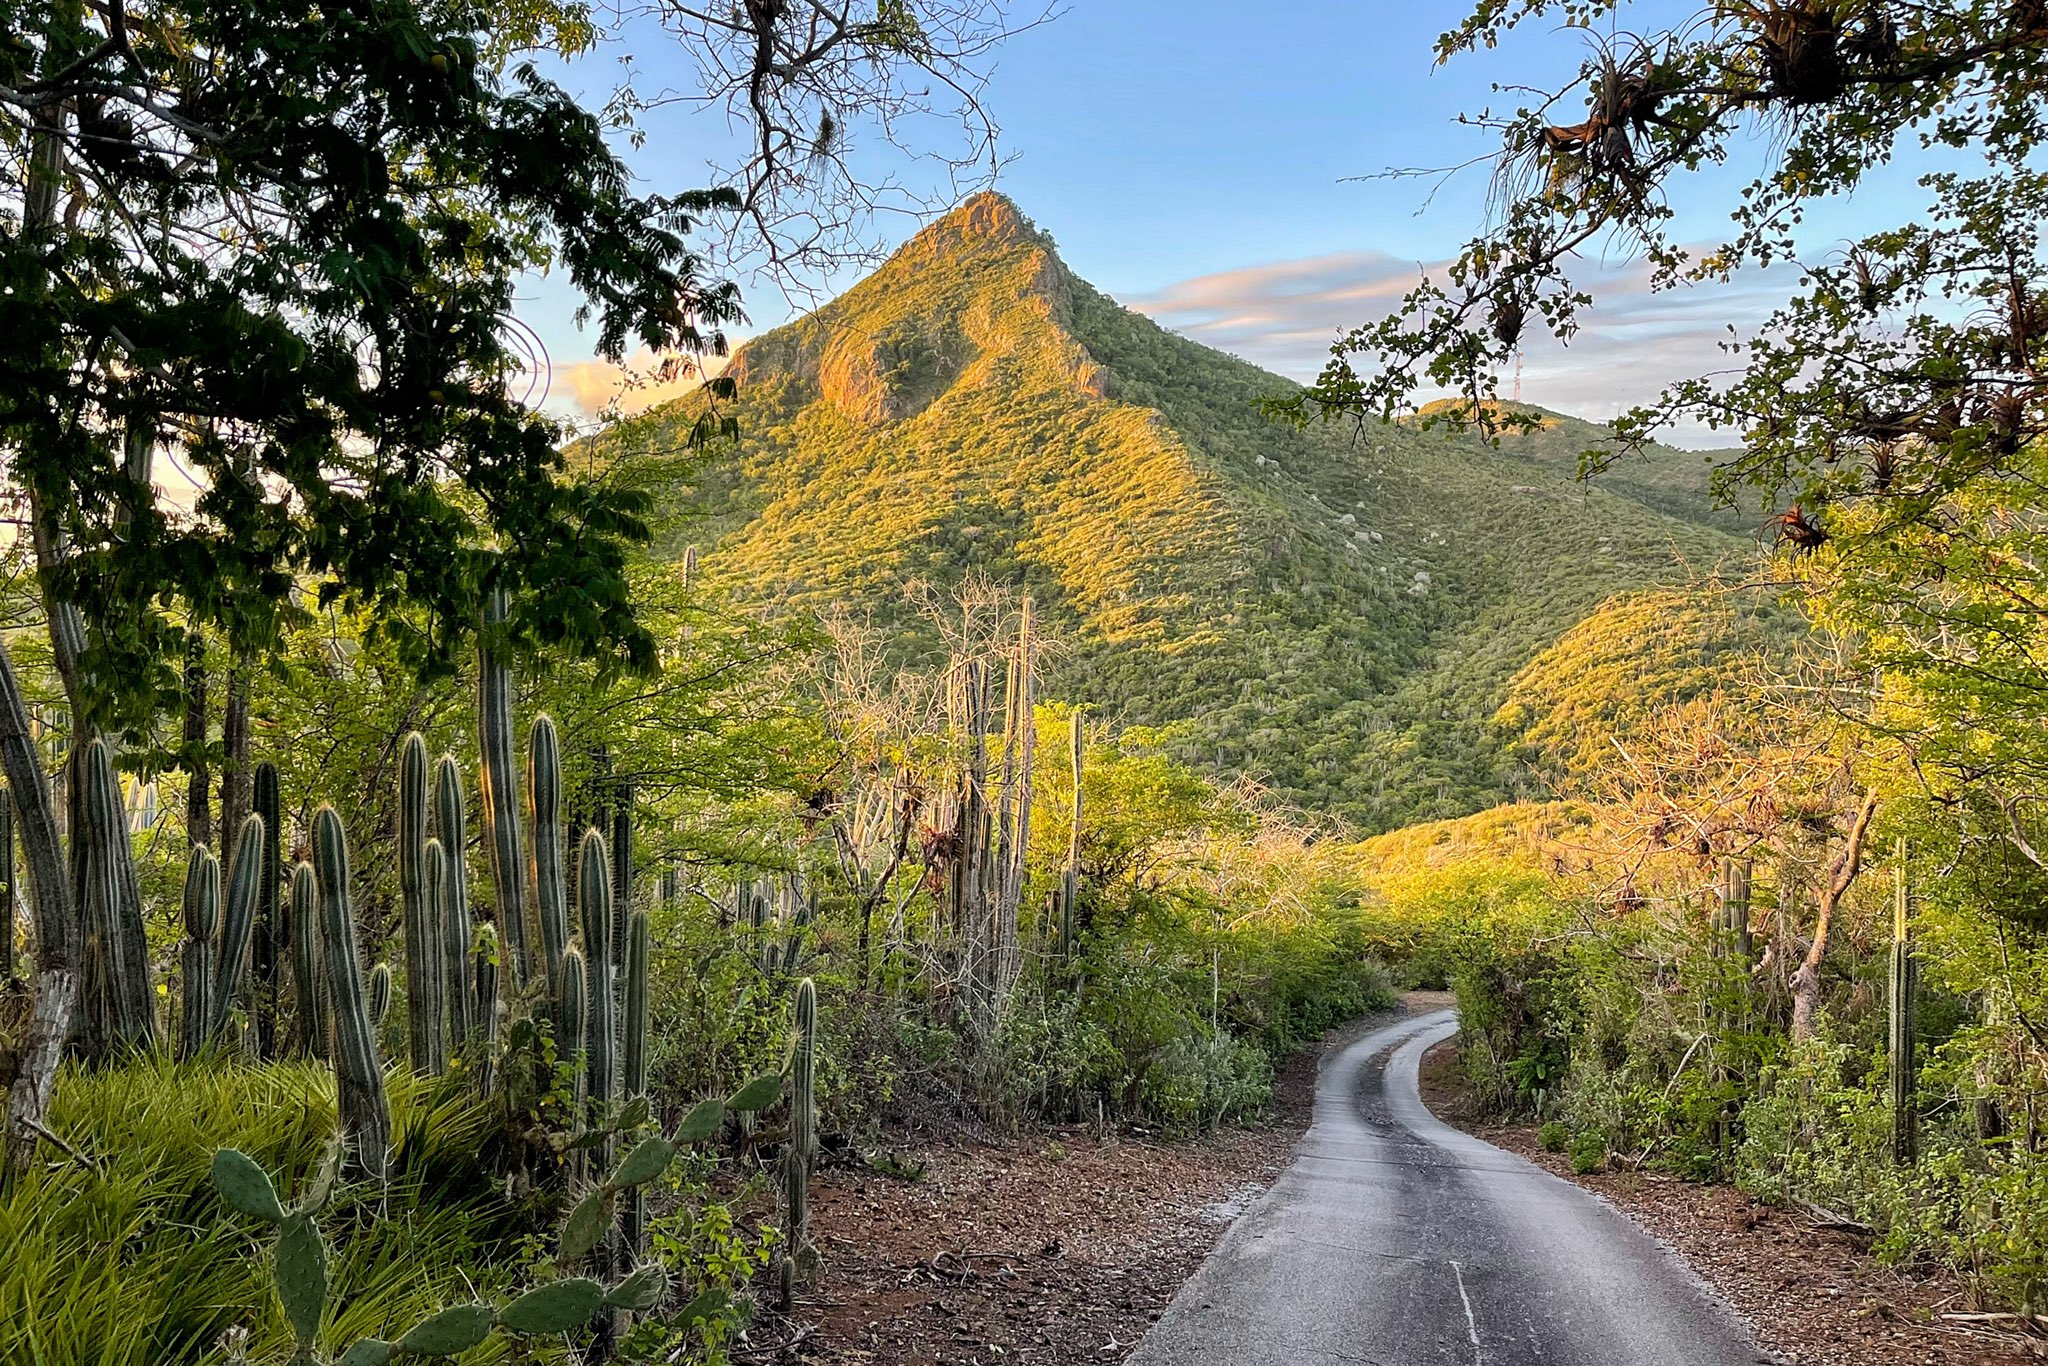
[612,194,1754,830]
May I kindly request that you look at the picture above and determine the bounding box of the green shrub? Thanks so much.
[1568,1129,1607,1175]
[1538,1121,1570,1153]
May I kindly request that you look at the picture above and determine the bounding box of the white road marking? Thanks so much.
[1450,1259,1483,1364]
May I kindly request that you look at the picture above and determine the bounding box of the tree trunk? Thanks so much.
[1789,789,1879,1042]
[0,647,74,973]
[5,967,76,1180]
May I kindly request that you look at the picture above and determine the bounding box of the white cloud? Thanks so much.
[1119,250,1800,446]
[550,349,731,418]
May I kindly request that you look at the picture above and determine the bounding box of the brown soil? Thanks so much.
[755,1000,1434,1364]
[1417,1039,2044,1366]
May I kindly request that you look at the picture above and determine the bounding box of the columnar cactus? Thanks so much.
[210,813,264,1042]
[397,732,439,1070]
[290,860,327,1058]
[251,761,283,1058]
[623,908,650,1103]
[578,830,618,1122]
[478,588,532,987]
[415,839,451,1074]
[178,845,220,1061]
[474,922,501,1096]
[368,962,392,1032]
[1058,708,1084,962]
[529,716,570,1003]
[0,788,13,983]
[312,805,391,1181]
[781,976,819,1309]
[560,946,588,1103]
[435,754,475,1054]
[1890,839,1918,1166]
[80,737,154,1051]
[621,906,652,1255]
[1716,857,1753,957]
[610,781,633,968]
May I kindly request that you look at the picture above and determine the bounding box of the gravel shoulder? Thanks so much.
[1416,1037,2043,1366]
[771,998,1439,1364]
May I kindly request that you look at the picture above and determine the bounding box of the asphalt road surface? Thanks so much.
[1127,1009,1771,1366]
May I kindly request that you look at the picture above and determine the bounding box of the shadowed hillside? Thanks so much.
[611,194,1756,829]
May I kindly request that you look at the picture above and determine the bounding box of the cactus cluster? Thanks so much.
[175,814,264,1058]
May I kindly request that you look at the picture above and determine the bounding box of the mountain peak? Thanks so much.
[915,190,1043,254]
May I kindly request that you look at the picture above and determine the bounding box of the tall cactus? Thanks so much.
[210,813,263,1042]
[478,587,532,987]
[434,755,475,1054]
[290,860,327,1058]
[529,716,570,1003]
[1057,708,1084,963]
[610,781,633,969]
[414,839,451,1074]
[560,946,588,1102]
[80,737,153,1051]
[621,906,652,1255]
[368,962,392,1032]
[178,845,220,1061]
[0,787,15,983]
[1890,838,1918,1166]
[578,830,618,1123]
[397,732,437,1069]
[312,805,391,1181]
[781,976,819,1309]
[251,762,283,1057]
[474,921,501,1096]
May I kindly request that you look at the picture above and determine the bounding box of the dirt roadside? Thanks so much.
[1417,1037,2042,1366]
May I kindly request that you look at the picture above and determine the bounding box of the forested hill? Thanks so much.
[614,193,1755,831]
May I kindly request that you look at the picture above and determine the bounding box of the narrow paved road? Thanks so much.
[1129,1009,1770,1366]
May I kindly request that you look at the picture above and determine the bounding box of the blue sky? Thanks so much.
[527,2,1934,440]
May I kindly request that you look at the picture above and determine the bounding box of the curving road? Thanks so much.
[1128,1009,1771,1366]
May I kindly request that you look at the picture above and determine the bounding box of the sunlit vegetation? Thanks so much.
[610,195,1749,832]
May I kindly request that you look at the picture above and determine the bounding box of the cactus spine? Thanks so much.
[529,716,570,1003]
[397,732,440,1070]
[290,860,327,1058]
[1890,837,1918,1166]
[621,906,652,1254]
[80,737,154,1051]
[435,755,476,1054]
[210,813,264,1043]
[578,830,618,1124]
[312,805,391,1181]
[478,587,532,987]
[781,976,819,1308]
[179,845,220,1060]
[251,762,283,1057]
